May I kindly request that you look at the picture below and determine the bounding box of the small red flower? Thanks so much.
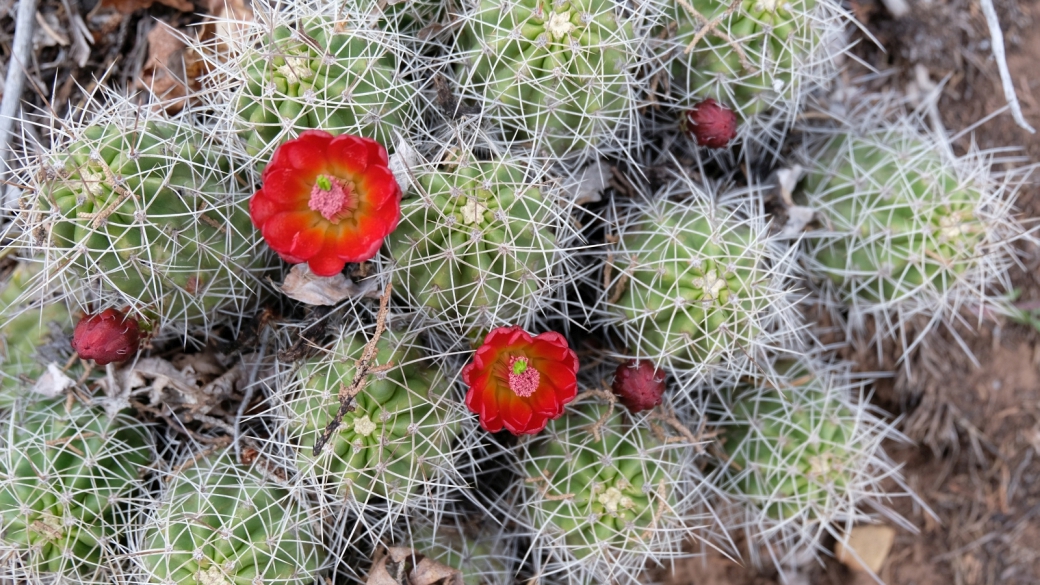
[72,309,140,365]
[683,98,738,149]
[462,326,579,435]
[612,359,666,413]
[250,130,402,277]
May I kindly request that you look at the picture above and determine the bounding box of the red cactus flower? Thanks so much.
[683,98,738,149]
[72,309,140,365]
[250,130,402,277]
[612,359,666,413]
[462,326,579,435]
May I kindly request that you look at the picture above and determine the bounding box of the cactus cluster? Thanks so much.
[0,399,153,583]
[3,0,1033,581]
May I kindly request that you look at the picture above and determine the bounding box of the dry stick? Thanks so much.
[0,0,37,193]
[312,281,394,455]
[979,0,1036,133]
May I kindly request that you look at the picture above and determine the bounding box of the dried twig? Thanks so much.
[312,281,394,455]
[979,0,1035,133]
[0,0,37,184]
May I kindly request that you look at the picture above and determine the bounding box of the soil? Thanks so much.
[3,0,1040,582]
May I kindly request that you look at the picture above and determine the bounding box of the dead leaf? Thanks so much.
[99,0,193,14]
[204,0,254,54]
[137,24,206,113]
[565,160,611,206]
[388,132,418,196]
[277,264,381,306]
[367,547,463,585]
[30,363,75,399]
[836,525,896,574]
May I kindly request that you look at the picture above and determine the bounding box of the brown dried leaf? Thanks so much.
[277,264,381,306]
[367,547,463,585]
[99,0,193,14]
[137,24,206,113]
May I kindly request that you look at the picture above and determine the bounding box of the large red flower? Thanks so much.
[462,326,579,435]
[250,130,402,276]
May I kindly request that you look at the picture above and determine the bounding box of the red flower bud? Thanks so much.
[683,99,738,149]
[612,359,665,413]
[72,309,140,365]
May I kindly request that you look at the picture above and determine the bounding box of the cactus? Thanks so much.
[227,6,418,160]
[515,398,698,582]
[24,107,268,338]
[597,178,799,375]
[136,448,325,585]
[385,153,573,339]
[652,0,844,124]
[0,262,75,410]
[795,113,1027,340]
[409,515,517,585]
[456,0,639,158]
[0,399,153,582]
[281,323,464,506]
[707,359,915,568]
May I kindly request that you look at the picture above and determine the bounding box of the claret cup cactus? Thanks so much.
[386,153,574,339]
[0,261,74,409]
[651,0,845,124]
[136,448,324,585]
[227,5,419,160]
[0,399,153,583]
[456,0,639,158]
[280,322,464,505]
[707,359,915,566]
[596,176,799,376]
[794,111,1027,342]
[22,105,268,338]
[514,397,701,582]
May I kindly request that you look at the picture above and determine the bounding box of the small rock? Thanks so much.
[836,525,896,574]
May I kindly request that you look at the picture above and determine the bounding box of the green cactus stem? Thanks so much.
[32,119,266,336]
[0,399,153,581]
[385,157,562,338]
[458,0,637,157]
[137,449,324,585]
[285,326,462,504]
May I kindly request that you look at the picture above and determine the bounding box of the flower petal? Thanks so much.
[328,134,371,177]
[261,211,325,260]
[262,168,313,205]
[265,130,332,179]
